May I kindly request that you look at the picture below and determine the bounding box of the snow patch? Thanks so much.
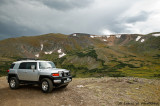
[116,35,121,38]
[107,35,110,38]
[141,39,145,42]
[57,49,66,58]
[57,49,62,53]
[73,34,77,36]
[59,53,66,58]
[90,35,95,38]
[44,51,53,54]
[103,39,107,41]
[41,44,43,51]
[35,54,39,57]
[90,35,102,38]
[96,35,101,37]
[136,36,141,41]
[152,34,160,37]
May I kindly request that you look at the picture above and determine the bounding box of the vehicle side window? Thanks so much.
[19,62,27,69]
[10,63,15,69]
[26,62,37,69]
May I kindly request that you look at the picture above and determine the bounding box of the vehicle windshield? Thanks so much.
[39,62,56,69]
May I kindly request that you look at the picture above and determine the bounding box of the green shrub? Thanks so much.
[0,71,7,77]
[76,49,98,59]
[153,74,160,78]
[107,72,126,77]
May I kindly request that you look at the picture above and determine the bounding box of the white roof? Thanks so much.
[14,60,51,63]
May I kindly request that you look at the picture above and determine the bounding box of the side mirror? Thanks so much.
[31,65,35,71]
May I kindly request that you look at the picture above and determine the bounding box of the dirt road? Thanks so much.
[0,77,160,106]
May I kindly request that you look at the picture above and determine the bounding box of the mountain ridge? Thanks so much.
[0,32,160,78]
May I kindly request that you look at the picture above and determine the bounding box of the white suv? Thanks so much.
[7,58,72,93]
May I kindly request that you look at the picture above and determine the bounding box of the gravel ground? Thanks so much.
[0,77,160,106]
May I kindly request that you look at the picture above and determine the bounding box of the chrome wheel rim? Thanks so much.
[10,79,16,88]
[42,81,48,91]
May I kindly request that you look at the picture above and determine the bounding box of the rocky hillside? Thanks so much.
[0,32,160,78]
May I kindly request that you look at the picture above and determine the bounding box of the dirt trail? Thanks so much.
[0,77,160,106]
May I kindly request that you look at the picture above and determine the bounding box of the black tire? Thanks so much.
[41,78,53,93]
[9,77,19,89]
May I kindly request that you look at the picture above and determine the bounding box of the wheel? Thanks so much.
[41,78,53,93]
[61,84,68,88]
[9,77,19,89]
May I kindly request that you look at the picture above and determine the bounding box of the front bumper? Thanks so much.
[53,76,72,84]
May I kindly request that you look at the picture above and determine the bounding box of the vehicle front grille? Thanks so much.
[62,72,70,77]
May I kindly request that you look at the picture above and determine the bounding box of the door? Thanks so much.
[17,62,38,81]
[17,62,27,80]
[25,62,39,81]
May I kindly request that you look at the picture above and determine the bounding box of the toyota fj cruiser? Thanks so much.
[7,58,72,93]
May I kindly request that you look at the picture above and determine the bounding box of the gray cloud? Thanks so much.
[102,11,150,34]
[0,20,39,40]
[40,0,94,11]
[0,0,159,40]
[0,0,9,5]
[125,11,150,23]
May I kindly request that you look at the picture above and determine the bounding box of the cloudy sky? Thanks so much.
[0,0,160,39]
